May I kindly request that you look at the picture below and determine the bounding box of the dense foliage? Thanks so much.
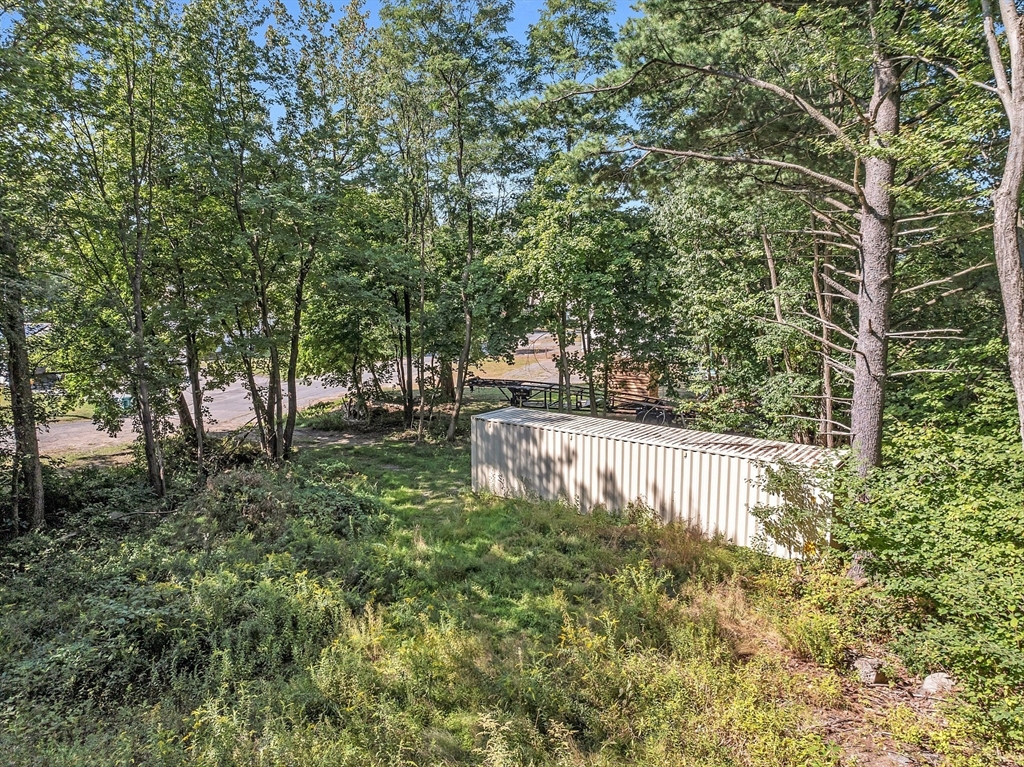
[2,0,1024,760]
[0,436,998,765]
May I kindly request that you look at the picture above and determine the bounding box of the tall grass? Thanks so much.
[0,437,1001,765]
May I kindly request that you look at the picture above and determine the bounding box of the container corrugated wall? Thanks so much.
[471,408,828,558]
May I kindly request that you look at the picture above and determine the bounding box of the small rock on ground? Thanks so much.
[854,657,887,685]
[917,672,954,698]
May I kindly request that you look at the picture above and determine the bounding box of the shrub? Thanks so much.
[839,424,1024,744]
[750,459,833,559]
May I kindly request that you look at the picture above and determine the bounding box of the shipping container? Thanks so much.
[471,407,830,557]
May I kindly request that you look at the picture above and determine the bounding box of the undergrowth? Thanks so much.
[0,435,1006,765]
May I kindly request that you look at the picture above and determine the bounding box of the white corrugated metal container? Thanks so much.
[471,407,829,557]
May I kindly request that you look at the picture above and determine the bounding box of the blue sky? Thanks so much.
[300,0,636,42]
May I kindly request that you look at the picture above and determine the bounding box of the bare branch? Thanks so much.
[889,367,954,377]
[631,144,858,195]
[895,225,940,238]
[893,53,1002,96]
[895,260,994,295]
[763,316,861,359]
[796,308,860,344]
[819,271,860,302]
[783,413,852,433]
[894,225,993,254]
[886,328,963,338]
[818,353,855,377]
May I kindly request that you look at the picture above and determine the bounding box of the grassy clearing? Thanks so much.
[0,422,1006,765]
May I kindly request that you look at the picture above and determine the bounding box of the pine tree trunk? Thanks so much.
[849,53,900,473]
[988,0,1024,447]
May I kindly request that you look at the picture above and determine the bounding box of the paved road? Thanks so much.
[37,379,350,456]
[36,333,567,456]
[472,331,583,383]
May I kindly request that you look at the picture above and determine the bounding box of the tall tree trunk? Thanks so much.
[556,305,570,411]
[985,0,1024,447]
[256,277,283,460]
[582,316,597,415]
[240,353,269,454]
[284,329,300,457]
[0,225,44,531]
[416,205,428,439]
[849,52,900,473]
[762,227,794,374]
[283,251,313,457]
[439,359,455,402]
[177,390,196,441]
[127,67,164,496]
[812,228,836,449]
[184,335,205,474]
[993,153,1024,448]
[132,265,164,496]
[268,345,284,460]
[447,196,475,442]
[403,287,414,429]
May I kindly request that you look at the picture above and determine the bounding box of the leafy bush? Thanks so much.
[0,440,997,765]
[750,459,833,559]
[839,424,1024,744]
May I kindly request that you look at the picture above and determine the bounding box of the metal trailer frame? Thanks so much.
[467,376,679,424]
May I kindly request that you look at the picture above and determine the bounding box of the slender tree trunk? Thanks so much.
[127,68,164,496]
[256,283,283,460]
[0,225,44,531]
[268,348,284,461]
[241,355,269,453]
[762,227,793,374]
[602,359,610,415]
[284,330,300,457]
[416,209,428,439]
[849,53,900,473]
[447,307,473,440]
[184,336,205,473]
[555,304,570,412]
[131,265,164,495]
[447,197,475,441]
[403,287,414,429]
[986,0,1024,447]
[812,229,836,449]
[283,252,313,457]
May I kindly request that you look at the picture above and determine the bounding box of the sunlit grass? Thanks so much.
[0,428,998,766]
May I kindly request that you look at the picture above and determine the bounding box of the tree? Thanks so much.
[55,0,183,495]
[978,0,1024,448]
[601,0,980,470]
[179,0,369,460]
[0,2,84,529]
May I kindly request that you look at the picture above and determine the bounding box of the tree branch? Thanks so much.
[631,144,858,195]
[895,260,994,295]
[983,0,1013,106]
